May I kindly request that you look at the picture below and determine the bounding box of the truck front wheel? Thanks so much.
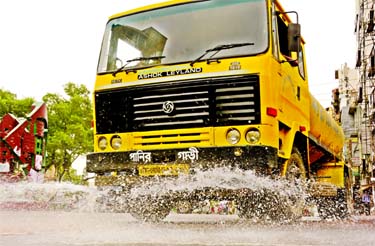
[236,148,307,222]
[282,148,307,220]
[284,148,306,182]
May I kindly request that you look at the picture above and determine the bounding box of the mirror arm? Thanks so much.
[276,11,299,24]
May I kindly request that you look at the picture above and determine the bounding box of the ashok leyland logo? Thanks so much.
[162,101,175,114]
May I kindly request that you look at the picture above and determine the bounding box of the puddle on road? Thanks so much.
[0,181,100,212]
[0,167,308,219]
[1,168,372,246]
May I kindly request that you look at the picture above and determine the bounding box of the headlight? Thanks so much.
[98,137,107,150]
[226,129,240,144]
[111,135,122,150]
[245,129,260,144]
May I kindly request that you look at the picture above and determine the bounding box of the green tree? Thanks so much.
[0,89,34,117]
[43,83,93,182]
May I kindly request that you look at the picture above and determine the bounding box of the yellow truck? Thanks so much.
[87,0,351,221]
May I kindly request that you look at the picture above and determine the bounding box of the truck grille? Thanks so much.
[95,75,260,134]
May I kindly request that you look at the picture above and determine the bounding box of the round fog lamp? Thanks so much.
[111,135,122,150]
[98,137,107,150]
[246,129,260,144]
[226,129,240,144]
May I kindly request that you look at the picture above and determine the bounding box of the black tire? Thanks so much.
[236,188,292,223]
[284,148,306,181]
[236,148,307,223]
[282,148,307,220]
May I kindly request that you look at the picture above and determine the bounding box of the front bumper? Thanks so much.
[87,146,278,185]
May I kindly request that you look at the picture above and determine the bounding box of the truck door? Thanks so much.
[274,9,309,129]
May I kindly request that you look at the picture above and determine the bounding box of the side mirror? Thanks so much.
[288,23,301,52]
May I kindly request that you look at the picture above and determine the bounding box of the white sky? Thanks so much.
[0,0,356,108]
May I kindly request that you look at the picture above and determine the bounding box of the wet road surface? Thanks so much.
[1,211,375,246]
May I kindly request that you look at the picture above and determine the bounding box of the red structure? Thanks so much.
[0,102,48,182]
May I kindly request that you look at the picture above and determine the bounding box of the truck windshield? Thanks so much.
[98,0,268,74]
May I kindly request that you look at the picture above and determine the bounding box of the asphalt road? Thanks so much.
[1,211,375,246]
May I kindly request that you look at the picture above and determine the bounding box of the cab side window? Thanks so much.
[277,15,290,58]
[298,49,305,78]
[276,13,305,79]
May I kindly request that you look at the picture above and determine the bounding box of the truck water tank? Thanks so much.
[309,94,344,158]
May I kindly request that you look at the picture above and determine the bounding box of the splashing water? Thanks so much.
[0,167,309,222]
[130,167,306,199]
[124,167,309,222]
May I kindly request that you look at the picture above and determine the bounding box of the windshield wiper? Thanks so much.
[112,56,166,76]
[190,43,254,67]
